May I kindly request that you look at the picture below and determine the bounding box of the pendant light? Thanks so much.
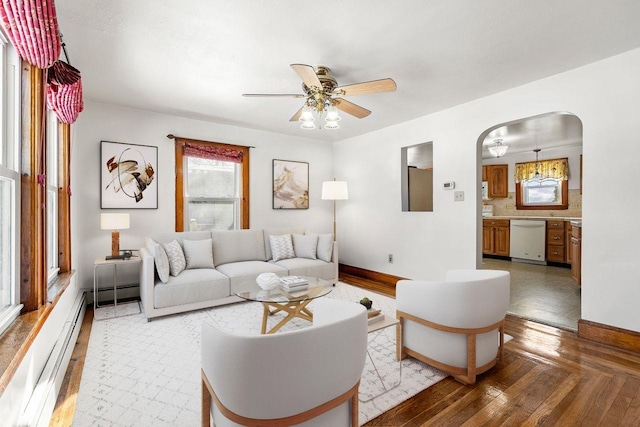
[488,139,509,158]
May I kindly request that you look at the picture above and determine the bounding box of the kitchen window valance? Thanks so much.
[514,157,568,183]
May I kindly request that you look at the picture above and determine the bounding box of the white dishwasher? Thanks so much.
[509,220,546,263]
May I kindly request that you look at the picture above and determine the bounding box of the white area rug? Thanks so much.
[73,283,446,426]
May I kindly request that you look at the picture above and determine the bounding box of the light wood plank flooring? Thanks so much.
[51,275,640,426]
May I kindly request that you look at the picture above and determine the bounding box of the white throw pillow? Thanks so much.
[309,233,334,262]
[147,238,169,283]
[183,238,215,269]
[292,234,318,260]
[162,240,186,276]
[270,234,295,262]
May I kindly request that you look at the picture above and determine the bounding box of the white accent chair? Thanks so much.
[396,269,510,385]
[201,298,368,427]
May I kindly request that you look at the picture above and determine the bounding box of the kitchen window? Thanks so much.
[515,157,569,210]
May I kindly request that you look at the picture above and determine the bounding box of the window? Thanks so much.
[515,157,569,210]
[46,109,59,282]
[0,36,22,335]
[172,136,250,231]
[184,157,240,231]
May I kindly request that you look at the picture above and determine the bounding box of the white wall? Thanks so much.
[334,48,640,333]
[71,103,335,291]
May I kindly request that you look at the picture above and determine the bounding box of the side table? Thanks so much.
[93,256,142,320]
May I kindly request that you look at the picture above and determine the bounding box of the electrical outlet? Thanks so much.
[454,191,464,201]
[388,254,393,263]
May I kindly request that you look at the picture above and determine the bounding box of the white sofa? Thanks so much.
[139,228,337,321]
[201,298,367,426]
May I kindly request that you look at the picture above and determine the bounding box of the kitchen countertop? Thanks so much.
[483,216,582,221]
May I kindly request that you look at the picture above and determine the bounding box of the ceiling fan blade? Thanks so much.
[289,106,304,122]
[335,78,397,96]
[243,93,306,98]
[335,98,371,118]
[290,64,322,88]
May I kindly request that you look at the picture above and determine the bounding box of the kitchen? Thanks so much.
[480,111,582,330]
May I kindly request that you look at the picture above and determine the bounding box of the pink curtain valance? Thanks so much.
[47,77,83,124]
[184,141,244,164]
[0,0,61,69]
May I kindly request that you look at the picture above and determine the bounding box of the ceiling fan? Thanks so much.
[243,64,397,129]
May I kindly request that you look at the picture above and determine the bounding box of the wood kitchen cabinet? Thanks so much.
[484,164,508,198]
[483,219,510,256]
[565,221,573,264]
[570,222,582,285]
[546,220,566,263]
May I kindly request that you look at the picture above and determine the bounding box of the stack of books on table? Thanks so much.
[279,276,309,291]
[367,308,384,325]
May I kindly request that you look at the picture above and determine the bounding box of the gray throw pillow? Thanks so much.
[270,234,295,262]
[147,238,169,283]
[292,234,318,260]
[311,233,334,262]
[183,238,215,269]
[162,240,186,276]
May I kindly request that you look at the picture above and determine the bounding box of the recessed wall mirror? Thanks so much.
[401,142,433,212]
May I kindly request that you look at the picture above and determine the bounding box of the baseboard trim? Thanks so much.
[339,264,407,294]
[578,319,640,353]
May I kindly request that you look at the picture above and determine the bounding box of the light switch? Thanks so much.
[454,191,464,201]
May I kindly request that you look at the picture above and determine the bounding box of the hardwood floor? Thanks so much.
[52,276,640,426]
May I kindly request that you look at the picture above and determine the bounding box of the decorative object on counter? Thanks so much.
[360,297,373,310]
[488,138,509,158]
[256,272,280,290]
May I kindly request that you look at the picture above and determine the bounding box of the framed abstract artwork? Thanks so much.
[273,159,309,209]
[101,140,158,209]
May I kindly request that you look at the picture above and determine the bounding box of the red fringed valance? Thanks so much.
[0,0,61,69]
[47,78,83,124]
[184,141,244,163]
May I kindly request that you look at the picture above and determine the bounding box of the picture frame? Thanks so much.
[273,159,309,209]
[101,140,158,209]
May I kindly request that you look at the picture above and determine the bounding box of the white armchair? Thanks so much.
[396,269,510,384]
[201,298,368,427]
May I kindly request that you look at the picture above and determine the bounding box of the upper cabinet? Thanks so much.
[484,164,508,198]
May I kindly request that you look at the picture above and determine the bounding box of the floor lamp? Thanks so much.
[321,180,349,240]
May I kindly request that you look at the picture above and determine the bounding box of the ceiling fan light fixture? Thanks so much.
[299,105,315,122]
[325,120,340,129]
[325,105,341,122]
[488,139,509,158]
[300,119,316,130]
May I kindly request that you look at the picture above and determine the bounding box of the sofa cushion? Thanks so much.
[148,231,212,245]
[270,234,295,262]
[274,257,336,281]
[263,227,305,260]
[211,229,266,266]
[147,238,170,283]
[215,261,288,293]
[292,233,317,260]
[307,232,333,262]
[183,238,215,269]
[163,240,186,276]
[154,269,230,309]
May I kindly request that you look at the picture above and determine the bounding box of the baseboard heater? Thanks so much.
[18,292,86,427]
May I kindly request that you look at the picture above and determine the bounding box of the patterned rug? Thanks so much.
[73,283,446,426]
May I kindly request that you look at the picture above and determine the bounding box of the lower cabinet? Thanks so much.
[546,220,566,263]
[483,219,510,257]
[570,223,582,285]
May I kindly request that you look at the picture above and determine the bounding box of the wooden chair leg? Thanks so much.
[350,390,359,427]
[202,374,211,427]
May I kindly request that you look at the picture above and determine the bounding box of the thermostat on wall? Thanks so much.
[443,181,455,190]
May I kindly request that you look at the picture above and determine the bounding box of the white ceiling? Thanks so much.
[55,0,640,143]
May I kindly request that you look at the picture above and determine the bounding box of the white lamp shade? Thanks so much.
[325,105,341,122]
[324,120,340,129]
[299,106,315,122]
[101,213,130,230]
[321,181,349,200]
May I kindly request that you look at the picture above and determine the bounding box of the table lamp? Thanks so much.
[321,180,348,240]
[101,213,130,259]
